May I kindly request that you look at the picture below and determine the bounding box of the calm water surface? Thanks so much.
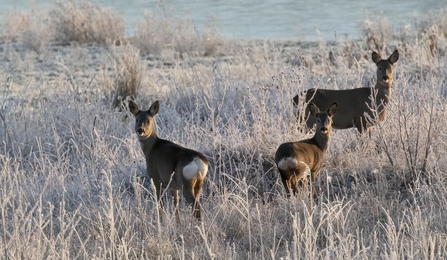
[1,0,446,41]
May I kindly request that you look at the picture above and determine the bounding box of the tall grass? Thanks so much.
[0,0,125,51]
[1,1,447,259]
[108,44,144,109]
[49,0,125,45]
[134,11,222,57]
[1,9,49,52]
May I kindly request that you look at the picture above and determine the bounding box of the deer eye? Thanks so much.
[136,119,139,123]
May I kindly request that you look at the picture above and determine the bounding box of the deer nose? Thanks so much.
[137,128,144,135]
[320,127,328,132]
[382,75,390,81]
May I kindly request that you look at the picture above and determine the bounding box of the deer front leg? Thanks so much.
[153,178,165,221]
[310,171,319,199]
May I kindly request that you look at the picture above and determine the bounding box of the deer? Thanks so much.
[275,102,337,197]
[292,50,399,135]
[128,100,209,221]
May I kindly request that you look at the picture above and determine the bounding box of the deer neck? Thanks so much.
[374,80,393,105]
[312,132,331,152]
[139,132,158,155]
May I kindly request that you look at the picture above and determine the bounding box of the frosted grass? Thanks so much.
[0,1,447,259]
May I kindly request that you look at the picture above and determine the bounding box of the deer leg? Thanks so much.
[153,179,164,220]
[182,178,202,220]
[171,189,181,223]
[310,174,316,199]
[279,170,292,197]
[193,178,204,219]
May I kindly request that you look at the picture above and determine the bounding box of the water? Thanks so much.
[1,0,446,41]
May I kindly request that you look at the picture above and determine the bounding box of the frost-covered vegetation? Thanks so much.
[1,1,447,259]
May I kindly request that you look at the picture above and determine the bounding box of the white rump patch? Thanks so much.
[182,157,208,180]
[278,158,310,176]
[277,157,298,171]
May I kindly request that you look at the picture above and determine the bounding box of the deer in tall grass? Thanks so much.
[275,102,337,197]
[293,50,399,134]
[128,100,209,221]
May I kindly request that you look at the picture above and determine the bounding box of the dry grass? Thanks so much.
[358,14,394,52]
[134,11,223,57]
[49,0,125,45]
[1,9,50,52]
[109,44,144,109]
[1,2,447,259]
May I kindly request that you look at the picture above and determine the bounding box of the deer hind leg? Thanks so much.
[193,177,204,219]
[182,178,202,220]
[171,189,181,223]
[295,161,311,196]
[179,158,205,220]
[354,116,374,137]
[278,170,293,197]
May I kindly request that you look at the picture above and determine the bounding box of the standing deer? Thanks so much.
[292,50,399,134]
[275,102,337,197]
[128,100,209,221]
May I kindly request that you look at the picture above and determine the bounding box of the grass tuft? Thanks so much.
[49,0,125,45]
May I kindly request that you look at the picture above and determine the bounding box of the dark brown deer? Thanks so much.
[128,100,209,221]
[293,50,399,134]
[275,102,337,197]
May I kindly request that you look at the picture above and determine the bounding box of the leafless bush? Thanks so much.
[1,10,49,52]
[359,14,394,52]
[414,8,447,40]
[134,11,222,57]
[373,74,445,187]
[109,44,144,109]
[49,0,125,45]
[412,8,447,59]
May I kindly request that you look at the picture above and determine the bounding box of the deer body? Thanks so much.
[293,50,399,133]
[275,102,337,197]
[129,100,208,221]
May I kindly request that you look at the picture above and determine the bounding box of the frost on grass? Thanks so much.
[1,2,447,259]
[134,11,223,57]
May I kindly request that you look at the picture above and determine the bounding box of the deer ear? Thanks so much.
[372,51,381,64]
[149,100,160,116]
[327,102,337,117]
[309,103,320,116]
[128,100,140,115]
[388,49,399,64]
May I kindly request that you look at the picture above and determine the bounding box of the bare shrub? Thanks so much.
[109,44,144,109]
[1,10,49,52]
[202,17,223,57]
[49,0,125,45]
[375,75,445,187]
[134,11,222,57]
[133,11,173,56]
[421,25,440,60]
[412,8,447,60]
[359,14,394,52]
[414,8,447,39]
